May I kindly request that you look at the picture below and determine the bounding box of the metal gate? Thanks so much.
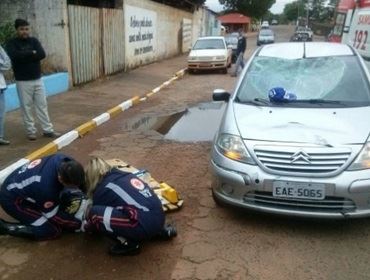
[68,5,125,85]
[102,9,125,75]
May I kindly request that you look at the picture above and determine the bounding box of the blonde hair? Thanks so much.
[85,157,112,198]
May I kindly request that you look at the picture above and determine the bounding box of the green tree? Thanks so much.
[329,0,338,7]
[0,22,15,47]
[283,1,306,22]
[219,0,276,19]
[309,0,326,20]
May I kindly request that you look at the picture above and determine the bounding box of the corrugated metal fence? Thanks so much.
[102,9,125,75]
[68,5,125,85]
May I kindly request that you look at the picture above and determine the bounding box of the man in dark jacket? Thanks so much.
[231,29,247,77]
[6,19,60,141]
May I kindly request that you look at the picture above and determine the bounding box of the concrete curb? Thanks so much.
[0,68,187,185]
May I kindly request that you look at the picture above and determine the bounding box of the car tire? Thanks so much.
[212,190,227,208]
[222,68,228,74]
[188,69,195,74]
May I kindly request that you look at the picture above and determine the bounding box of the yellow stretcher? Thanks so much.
[106,159,183,213]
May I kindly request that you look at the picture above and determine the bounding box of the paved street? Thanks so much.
[2,25,370,280]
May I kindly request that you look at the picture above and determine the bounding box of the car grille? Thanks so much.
[253,147,351,175]
[244,191,356,213]
[197,56,213,61]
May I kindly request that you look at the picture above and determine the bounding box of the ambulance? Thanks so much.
[331,0,370,68]
[329,0,356,43]
[347,0,370,67]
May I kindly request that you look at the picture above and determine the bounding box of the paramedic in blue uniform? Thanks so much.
[0,153,86,240]
[84,157,176,255]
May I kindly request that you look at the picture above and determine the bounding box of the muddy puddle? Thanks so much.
[123,102,225,142]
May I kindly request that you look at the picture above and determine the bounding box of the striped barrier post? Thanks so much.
[0,69,188,185]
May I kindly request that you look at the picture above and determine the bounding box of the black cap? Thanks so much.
[14,18,29,29]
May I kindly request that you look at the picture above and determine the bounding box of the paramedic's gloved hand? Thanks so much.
[269,87,297,102]
[59,188,91,221]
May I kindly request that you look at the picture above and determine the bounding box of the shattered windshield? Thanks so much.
[236,55,370,107]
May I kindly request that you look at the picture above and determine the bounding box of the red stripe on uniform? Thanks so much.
[14,198,41,219]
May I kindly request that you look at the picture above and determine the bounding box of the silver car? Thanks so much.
[211,42,370,219]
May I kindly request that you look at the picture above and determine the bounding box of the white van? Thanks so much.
[261,21,269,29]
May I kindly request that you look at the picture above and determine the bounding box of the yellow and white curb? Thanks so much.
[0,68,187,185]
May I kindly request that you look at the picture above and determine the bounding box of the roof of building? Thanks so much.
[218,13,251,24]
[150,0,205,12]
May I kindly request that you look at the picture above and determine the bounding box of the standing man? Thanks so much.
[6,19,60,141]
[231,29,247,77]
[0,45,11,145]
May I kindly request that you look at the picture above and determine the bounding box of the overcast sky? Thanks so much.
[205,0,295,14]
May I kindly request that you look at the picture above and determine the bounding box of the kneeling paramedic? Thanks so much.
[83,157,177,255]
[0,154,86,240]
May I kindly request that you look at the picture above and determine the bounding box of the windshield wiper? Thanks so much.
[235,97,270,106]
[290,99,347,106]
[253,98,270,105]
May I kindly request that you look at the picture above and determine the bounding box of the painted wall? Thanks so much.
[182,18,193,53]
[192,8,204,45]
[32,0,72,76]
[123,0,193,69]
[207,12,221,36]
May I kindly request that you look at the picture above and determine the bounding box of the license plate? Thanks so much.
[273,181,325,200]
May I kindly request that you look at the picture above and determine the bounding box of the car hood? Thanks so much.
[233,103,370,145]
[189,49,227,57]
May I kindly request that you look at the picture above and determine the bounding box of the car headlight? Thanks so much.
[215,56,226,60]
[216,134,255,164]
[188,56,197,61]
[348,142,370,170]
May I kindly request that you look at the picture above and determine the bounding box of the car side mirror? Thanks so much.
[213,89,230,102]
[188,46,192,51]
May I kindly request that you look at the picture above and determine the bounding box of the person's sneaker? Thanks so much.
[27,134,37,141]
[43,131,61,138]
[0,139,10,145]
[157,224,177,240]
[109,240,141,256]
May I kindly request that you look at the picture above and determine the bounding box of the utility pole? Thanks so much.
[306,0,309,27]
[306,0,313,27]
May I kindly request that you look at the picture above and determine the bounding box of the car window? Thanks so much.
[236,55,370,107]
[260,30,273,36]
[193,39,225,50]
